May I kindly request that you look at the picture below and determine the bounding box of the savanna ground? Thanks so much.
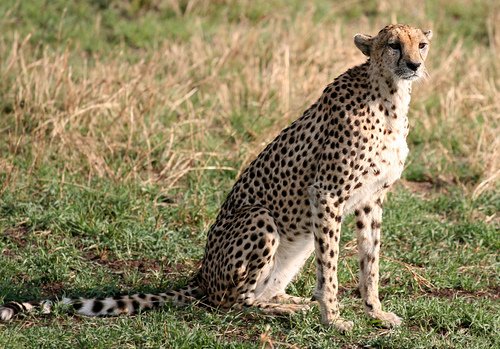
[0,0,498,348]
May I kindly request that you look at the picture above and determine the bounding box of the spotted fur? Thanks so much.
[1,24,432,330]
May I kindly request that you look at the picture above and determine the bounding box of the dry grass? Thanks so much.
[0,0,498,197]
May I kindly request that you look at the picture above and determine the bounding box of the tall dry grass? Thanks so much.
[0,1,498,198]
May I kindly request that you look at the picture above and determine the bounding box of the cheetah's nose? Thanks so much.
[406,61,421,71]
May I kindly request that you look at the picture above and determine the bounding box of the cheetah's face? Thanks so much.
[354,25,433,81]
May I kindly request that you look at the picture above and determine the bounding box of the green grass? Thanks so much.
[1,179,498,348]
[0,0,499,348]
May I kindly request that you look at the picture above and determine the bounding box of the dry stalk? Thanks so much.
[382,255,435,290]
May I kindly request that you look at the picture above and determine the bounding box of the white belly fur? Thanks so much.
[345,134,408,215]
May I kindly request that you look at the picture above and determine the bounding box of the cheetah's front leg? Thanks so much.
[309,185,353,332]
[355,193,402,328]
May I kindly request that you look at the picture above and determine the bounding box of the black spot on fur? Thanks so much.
[91,300,104,313]
[4,302,22,312]
[132,300,141,313]
[116,300,126,311]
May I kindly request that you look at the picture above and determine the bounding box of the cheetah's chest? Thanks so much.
[344,132,409,214]
[378,133,409,183]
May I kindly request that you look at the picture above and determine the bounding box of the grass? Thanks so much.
[0,0,499,347]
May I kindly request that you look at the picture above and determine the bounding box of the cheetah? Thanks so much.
[0,24,432,331]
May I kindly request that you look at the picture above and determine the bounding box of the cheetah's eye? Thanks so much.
[388,42,401,51]
[419,42,428,49]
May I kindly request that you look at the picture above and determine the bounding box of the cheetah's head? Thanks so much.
[354,24,432,81]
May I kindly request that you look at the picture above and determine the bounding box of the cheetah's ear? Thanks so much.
[423,30,433,41]
[354,34,373,57]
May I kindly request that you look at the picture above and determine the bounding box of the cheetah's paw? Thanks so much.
[324,318,354,333]
[368,310,402,328]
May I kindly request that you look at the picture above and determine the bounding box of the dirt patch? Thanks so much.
[82,250,199,277]
[2,225,30,247]
[215,323,257,346]
[425,286,499,300]
[399,179,450,198]
[40,281,66,295]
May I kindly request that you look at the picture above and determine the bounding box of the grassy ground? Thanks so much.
[0,0,498,348]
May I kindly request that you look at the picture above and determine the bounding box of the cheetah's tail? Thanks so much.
[0,282,203,321]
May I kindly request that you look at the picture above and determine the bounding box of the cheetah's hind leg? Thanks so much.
[250,294,314,316]
[242,300,310,315]
[271,293,313,305]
